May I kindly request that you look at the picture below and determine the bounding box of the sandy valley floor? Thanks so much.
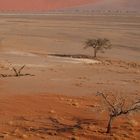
[0,14,140,139]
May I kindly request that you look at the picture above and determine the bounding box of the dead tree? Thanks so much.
[97,92,140,133]
[0,65,34,77]
[84,38,111,58]
[12,65,26,76]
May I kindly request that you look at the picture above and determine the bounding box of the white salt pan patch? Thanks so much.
[48,56,100,64]
[74,58,99,64]
[0,51,100,68]
[2,51,37,57]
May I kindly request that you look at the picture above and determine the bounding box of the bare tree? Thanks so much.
[84,38,112,58]
[0,65,34,77]
[12,65,26,77]
[97,92,140,133]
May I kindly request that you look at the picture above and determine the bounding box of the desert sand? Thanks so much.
[0,14,140,139]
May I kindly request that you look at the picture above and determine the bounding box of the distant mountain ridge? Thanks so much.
[0,0,139,12]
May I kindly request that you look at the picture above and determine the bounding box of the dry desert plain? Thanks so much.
[0,14,140,139]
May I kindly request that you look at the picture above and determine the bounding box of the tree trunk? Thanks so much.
[94,47,97,58]
[106,116,113,133]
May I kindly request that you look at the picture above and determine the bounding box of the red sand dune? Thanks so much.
[0,0,97,11]
[0,0,139,12]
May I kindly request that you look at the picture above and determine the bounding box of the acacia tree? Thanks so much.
[97,92,140,133]
[84,38,112,58]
